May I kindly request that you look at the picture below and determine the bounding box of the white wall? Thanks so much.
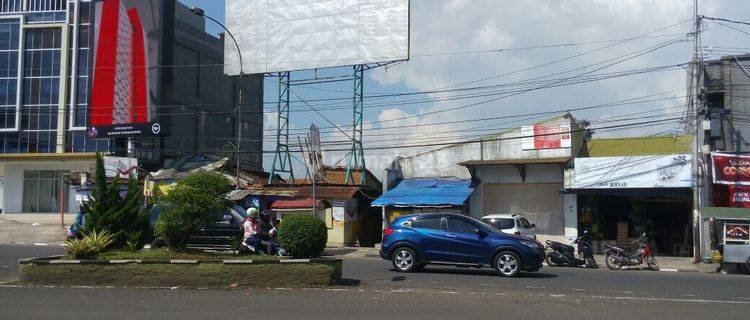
[0,160,94,214]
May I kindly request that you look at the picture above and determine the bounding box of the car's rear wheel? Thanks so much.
[392,247,419,272]
[494,251,521,277]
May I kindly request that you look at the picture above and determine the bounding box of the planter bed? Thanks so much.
[19,254,342,288]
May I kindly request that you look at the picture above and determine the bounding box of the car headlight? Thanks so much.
[520,240,538,249]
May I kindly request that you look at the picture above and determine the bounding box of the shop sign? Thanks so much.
[103,156,138,178]
[573,154,692,189]
[521,124,571,150]
[729,185,750,208]
[724,223,750,244]
[711,153,750,185]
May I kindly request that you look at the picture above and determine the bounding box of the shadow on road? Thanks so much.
[338,278,362,286]
[391,267,558,278]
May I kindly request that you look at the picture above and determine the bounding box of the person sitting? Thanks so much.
[243,208,262,253]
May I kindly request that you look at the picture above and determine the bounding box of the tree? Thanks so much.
[154,170,232,249]
[81,153,149,248]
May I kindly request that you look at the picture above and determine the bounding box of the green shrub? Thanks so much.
[154,170,232,249]
[81,153,149,248]
[65,229,115,259]
[278,214,328,258]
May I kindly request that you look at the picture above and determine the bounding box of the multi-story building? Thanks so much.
[0,0,263,215]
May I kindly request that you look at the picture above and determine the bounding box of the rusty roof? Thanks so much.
[260,185,361,199]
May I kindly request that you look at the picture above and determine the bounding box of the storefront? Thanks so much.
[569,154,693,256]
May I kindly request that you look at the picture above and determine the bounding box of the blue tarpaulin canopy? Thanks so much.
[371,178,474,207]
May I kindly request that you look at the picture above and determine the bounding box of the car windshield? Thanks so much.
[482,218,515,230]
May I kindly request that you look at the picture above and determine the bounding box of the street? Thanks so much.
[2,246,750,319]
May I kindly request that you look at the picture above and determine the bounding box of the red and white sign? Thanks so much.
[521,124,571,150]
[729,185,750,208]
[711,153,750,185]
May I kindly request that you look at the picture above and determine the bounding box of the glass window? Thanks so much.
[22,170,69,213]
[411,217,443,230]
[519,218,532,228]
[482,218,515,230]
[447,218,478,234]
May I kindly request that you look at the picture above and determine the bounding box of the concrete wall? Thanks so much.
[0,160,95,214]
[396,115,578,179]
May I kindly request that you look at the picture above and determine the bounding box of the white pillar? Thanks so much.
[563,193,578,241]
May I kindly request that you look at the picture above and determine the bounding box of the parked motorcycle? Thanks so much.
[545,230,598,268]
[603,233,659,271]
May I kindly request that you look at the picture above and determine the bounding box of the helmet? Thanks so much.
[246,207,259,219]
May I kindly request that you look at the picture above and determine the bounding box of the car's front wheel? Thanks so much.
[391,247,419,272]
[494,251,521,277]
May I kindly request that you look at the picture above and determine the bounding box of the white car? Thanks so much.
[480,214,536,239]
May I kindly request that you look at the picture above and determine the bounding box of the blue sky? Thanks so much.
[178,0,750,179]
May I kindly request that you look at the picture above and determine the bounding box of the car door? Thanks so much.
[407,216,454,262]
[518,217,535,238]
[200,212,240,248]
[445,217,489,264]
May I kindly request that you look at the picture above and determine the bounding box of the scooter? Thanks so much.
[545,230,598,268]
[239,236,286,256]
[603,232,659,271]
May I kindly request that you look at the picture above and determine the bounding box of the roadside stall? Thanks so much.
[702,207,750,274]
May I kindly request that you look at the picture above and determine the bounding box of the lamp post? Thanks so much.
[191,6,244,187]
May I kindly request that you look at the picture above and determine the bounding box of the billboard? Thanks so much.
[573,154,692,189]
[225,0,410,75]
[521,124,571,150]
[87,0,163,138]
[712,153,750,185]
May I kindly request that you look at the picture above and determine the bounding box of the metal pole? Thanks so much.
[196,11,244,188]
[691,0,703,262]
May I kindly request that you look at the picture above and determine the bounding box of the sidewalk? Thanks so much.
[322,246,722,273]
[0,215,68,245]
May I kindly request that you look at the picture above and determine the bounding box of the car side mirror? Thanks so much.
[476,228,488,237]
[531,224,536,228]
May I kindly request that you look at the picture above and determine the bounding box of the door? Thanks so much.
[445,217,489,264]
[517,217,535,238]
[408,216,454,262]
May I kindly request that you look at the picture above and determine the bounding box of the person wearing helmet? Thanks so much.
[243,208,261,253]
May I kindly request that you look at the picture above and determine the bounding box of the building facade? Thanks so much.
[0,0,263,215]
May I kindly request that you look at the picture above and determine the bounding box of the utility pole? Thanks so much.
[690,0,704,262]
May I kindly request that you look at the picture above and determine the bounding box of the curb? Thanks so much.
[19,256,342,266]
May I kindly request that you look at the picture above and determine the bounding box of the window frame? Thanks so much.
[0,16,23,132]
[409,216,444,231]
[446,217,479,234]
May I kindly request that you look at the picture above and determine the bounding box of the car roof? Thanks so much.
[394,213,471,222]
[481,214,524,219]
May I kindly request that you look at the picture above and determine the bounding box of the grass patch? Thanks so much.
[63,248,277,261]
[20,260,342,288]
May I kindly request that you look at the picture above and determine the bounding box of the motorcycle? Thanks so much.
[604,233,659,271]
[545,230,598,268]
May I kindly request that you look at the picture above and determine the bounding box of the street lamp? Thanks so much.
[191,6,244,188]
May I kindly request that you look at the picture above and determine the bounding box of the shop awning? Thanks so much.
[371,178,474,207]
[703,207,750,220]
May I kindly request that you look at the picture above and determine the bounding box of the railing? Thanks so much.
[0,0,66,13]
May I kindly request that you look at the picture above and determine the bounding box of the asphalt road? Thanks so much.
[1,246,750,319]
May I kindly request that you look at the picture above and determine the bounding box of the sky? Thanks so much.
[178,0,750,179]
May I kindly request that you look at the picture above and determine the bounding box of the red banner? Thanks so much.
[712,153,750,185]
[729,185,750,208]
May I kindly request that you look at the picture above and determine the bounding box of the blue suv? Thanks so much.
[380,213,545,277]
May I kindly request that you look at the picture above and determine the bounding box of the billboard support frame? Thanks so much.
[269,71,294,183]
[345,64,366,184]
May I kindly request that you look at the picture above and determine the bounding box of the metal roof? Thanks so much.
[371,178,474,207]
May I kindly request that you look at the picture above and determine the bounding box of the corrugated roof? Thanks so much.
[587,135,691,157]
[270,198,326,210]
[372,178,474,207]
[260,185,361,199]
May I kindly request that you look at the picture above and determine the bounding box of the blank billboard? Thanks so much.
[225,0,410,75]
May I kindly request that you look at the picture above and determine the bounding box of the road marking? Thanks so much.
[570,288,585,291]
[33,243,48,246]
[660,268,679,272]
[588,295,750,305]
[550,294,566,297]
